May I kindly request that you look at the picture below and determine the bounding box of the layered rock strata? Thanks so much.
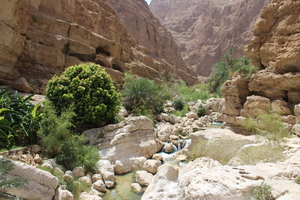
[108,0,195,82]
[0,0,197,94]
[150,0,271,76]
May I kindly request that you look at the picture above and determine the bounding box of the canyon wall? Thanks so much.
[150,0,271,76]
[0,0,197,94]
[218,0,300,129]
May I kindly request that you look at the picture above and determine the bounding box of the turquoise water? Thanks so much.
[102,172,144,200]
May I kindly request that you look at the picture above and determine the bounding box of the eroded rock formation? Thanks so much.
[150,0,271,76]
[0,0,197,94]
[216,0,300,129]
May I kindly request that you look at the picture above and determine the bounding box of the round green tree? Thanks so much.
[46,63,121,126]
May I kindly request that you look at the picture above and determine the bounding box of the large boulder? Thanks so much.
[240,95,271,117]
[174,128,256,163]
[4,159,59,200]
[135,170,154,187]
[177,158,262,200]
[141,163,180,200]
[84,116,163,174]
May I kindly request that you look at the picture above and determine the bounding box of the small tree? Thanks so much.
[46,63,121,126]
[0,157,27,199]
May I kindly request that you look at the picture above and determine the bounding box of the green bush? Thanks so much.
[175,81,212,102]
[0,87,41,149]
[196,104,206,117]
[251,183,274,200]
[38,101,98,172]
[121,74,168,116]
[38,101,75,157]
[172,96,185,111]
[241,111,290,142]
[208,49,256,95]
[46,63,121,126]
[56,136,99,173]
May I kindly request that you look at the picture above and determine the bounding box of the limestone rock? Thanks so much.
[144,159,161,174]
[152,154,163,161]
[11,77,32,93]
[163,143,176,153]
[4,159,59,200]
[78,192,102,200]
[92,174,103,183]
[63,174,74,183]
[177,158,262,200]
[150,0,270,76]
[135,170,154,187]
[185,112,198,120]
[241,96,271,117]
[90,117,163,174]
[54,188,73,200]
[131,183,143,194]
[101,171,116,189]
[73,167,85,178]
[79,176,92,187]
[271,99,292,115]
[93,180,107,193]
[141,163,180,200]
[206,98,223,113]
[96,160,114,174]
[157,123,173,142]
[174,128,256,162]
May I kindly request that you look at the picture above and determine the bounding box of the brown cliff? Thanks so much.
[107,0,196,84]
[150,0,270,76]
[217,0,300,129]
[0,0,197,94]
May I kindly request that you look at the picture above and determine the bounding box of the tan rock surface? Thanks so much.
[0,0,197,94]
[4,158,59,200]
[84,116,163,174]
[150,0,270,76]
[107,0,196,85]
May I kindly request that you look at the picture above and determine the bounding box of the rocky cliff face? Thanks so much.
[216,0,300,129]
[0,0,197,94]
[150,0,271,76]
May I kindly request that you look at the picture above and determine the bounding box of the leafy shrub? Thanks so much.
[38,101,75,157]
[172,96,185,111]
[196,104,206,117]
[0,157,28,199]
[38,101,99,172]
[251,183,274,200]
[56,137,99,173]
[46,63,121,126]
[175,81,212,102]
[0,87,41,149]
[241,111,290,142]
[121,74,168,116]
[208,49,255,95]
